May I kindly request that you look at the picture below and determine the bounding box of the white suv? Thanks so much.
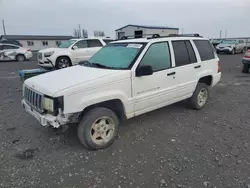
[22,34,221,150]
[0,43,33,62]
[37,37,114,69]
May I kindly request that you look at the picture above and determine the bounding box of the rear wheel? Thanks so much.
[55,57,71,69]
[16,54,25,62]
[242,64,249,73]
[241,47,246,54]
[188,83,210,110]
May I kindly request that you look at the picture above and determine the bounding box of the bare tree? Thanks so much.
[82,29,88,38]
[94,30,105,37]
[73,28,81,38]
[73,25,88,38]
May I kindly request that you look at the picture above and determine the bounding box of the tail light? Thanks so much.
[26,49,31,52]
[244,50,250,58]
[218,62,221,73]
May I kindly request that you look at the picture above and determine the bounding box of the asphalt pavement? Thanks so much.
[0,54,250,188]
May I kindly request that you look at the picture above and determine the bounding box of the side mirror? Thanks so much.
[136,65,153,77]
[72,46,78,50]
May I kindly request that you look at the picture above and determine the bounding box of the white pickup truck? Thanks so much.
[22,34,221,150]
[37,37,114,69]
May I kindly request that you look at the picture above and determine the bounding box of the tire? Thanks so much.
[188,83,210,110]
[77,107,119,150]
[216,50,220,54]
[16,54,25,62]
[242,64,249,73]
[231,48,235,55]
[241,47,246,54]
[55,57,71,69]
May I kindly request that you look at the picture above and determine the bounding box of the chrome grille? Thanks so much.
[37,53,43,59]
[24,86,43,112]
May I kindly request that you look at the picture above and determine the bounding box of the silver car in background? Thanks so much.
[0,43,33,62]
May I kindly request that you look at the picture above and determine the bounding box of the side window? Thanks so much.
[87,39,103,47]
[193,40,215,61]
[185,41,197,63]
[103,39,114,44]
[0,45,2,50]
[27,41,34,46]
[74,40,87,48]
[140,42,171,72]
[42,41,48,46]
[56,41,61,46]
[172,41,191,66]
[3,45,18,50]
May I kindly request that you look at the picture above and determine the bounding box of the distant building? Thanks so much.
[0,35,74,51]
[115,24,179,39]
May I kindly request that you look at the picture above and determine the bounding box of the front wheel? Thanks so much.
[77,107,119,150]
[188,83,210,110]
[242,64,249,73]
[231,48,235,55]
[55,57,71,69]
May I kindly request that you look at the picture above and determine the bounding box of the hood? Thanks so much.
[24,66,125,96]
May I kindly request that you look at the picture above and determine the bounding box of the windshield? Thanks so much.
[87,43,145,69]
[222,40,236,44]
[59,40,77,48]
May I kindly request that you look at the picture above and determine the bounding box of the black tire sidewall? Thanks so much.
[77,107,119,150]
[242,64,249,73]
[55,57,71,69]
[189,83,210,110]
[16,54,25,62]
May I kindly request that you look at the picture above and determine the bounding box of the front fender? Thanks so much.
[63,90,133,117]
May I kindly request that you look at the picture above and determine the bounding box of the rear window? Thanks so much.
[193,40,215,61]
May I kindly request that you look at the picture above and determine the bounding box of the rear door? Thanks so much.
[169,40,198,98]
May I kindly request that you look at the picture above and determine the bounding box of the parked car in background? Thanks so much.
[210,39,223,48]
[0,43,33,62]
[242,49,250,73]
[37,37,114,69]
[22,34,221,150]
[216,39,246,54]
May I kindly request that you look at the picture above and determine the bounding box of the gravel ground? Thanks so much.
[0,54,250,188]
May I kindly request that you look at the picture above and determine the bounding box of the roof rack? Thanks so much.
[117,33,202,40]
[147,33,202,39]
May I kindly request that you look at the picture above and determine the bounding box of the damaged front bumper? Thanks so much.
[21,99,80,128]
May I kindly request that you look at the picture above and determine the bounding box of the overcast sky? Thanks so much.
[0,0,249,38]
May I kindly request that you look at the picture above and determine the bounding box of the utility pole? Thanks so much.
[219,30,222,38]
[181,28,184,35]
[225,30,227,38]
[2,20,6,35]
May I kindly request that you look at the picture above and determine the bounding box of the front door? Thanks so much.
[71,40,88,64]
[132,42,177,116]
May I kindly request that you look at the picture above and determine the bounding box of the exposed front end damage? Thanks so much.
[22,99,81,128]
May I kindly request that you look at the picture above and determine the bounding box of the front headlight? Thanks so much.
[44,51,54,57]
[43,97,54,112]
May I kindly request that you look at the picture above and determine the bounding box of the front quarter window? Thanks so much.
[87,43,145,69]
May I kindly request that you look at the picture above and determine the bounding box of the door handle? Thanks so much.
[194,65,201,69]
[167,72,176,76]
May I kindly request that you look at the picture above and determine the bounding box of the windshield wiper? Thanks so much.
[91,63,115,69]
